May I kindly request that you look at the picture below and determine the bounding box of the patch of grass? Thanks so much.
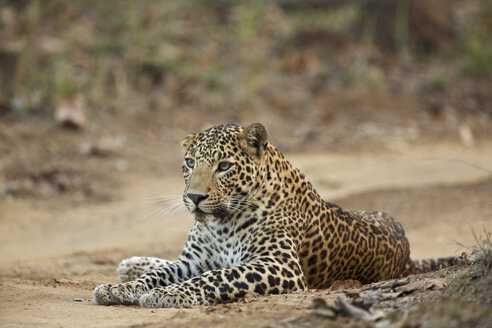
[290,4,359,33]
[471,282,479,294]
[469,227,492,277]
[439,264,445,278]
[89,38,127,56]
[395,0,410,54]
[428,71,448,91]
[401,299,492,328]
[461,31,492,77]
[451,273,467,292]
[53,60,82,98]
[460,0,492,77]
[235,1,262,43]
[448,228,492,295]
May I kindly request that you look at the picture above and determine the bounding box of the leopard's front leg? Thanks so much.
[94,257,202,306]
[117,257,173,282]
[138,256,307,308]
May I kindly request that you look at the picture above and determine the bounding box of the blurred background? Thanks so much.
[0,0,491,201]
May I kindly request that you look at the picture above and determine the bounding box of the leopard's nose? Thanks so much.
[187,193,209,206]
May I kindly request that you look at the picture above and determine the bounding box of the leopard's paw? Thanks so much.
[93,282,148,306]
[93,284,118,306]
[112,282,148,305]
[139,288,195,308]
[117,257,147,282]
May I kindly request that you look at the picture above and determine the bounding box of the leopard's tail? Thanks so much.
[406,254,467,274]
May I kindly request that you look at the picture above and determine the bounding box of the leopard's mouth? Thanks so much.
[191,205,228,223]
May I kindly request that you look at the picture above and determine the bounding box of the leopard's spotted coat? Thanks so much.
[93,123,456,308]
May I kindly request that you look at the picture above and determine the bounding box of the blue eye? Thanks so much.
[185,158,195,168]
[217,162,232,172]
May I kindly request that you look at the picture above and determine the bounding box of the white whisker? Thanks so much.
[215,196,260,216]
[138,194,187,220]
[144,194,184,202]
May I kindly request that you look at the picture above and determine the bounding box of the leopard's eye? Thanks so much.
[217,162,232,172]
[185,158,195,169]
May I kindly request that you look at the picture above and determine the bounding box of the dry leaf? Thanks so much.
[310,297,329,309]
[374,277,409,290]
[380,291,402,300]
[313,308,337,319]
[394,278,447,294]
[280,311,302,323]
[336,297,373,322]
[370,309,386,321]
[309,298,338,320]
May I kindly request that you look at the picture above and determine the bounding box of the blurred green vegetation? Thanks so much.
[460,0,492,77]
[461,31,492,77]
[0,0,491,119]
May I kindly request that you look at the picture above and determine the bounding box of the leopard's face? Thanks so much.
[181,124,268,223]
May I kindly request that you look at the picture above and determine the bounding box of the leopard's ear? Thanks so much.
[239,123,269,162]
[181,134,196,152]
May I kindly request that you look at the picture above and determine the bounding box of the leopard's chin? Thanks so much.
[192,209,211,223]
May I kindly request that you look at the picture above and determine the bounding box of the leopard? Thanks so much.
[93,123,458,308]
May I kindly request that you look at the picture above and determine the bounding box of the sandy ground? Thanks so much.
[1,141,491,327]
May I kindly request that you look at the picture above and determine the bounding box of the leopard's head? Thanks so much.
[181,123,269,223]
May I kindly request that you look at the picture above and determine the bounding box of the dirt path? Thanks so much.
[1,141,491,327]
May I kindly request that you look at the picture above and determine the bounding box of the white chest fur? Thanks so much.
[189,218,245,269]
